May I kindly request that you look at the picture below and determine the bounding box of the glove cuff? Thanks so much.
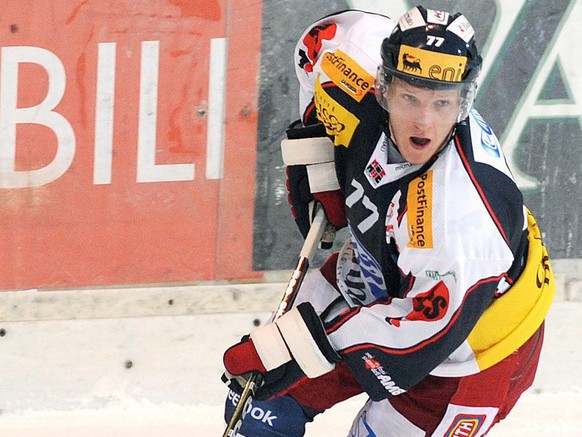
[250,322,292,371]
[281,136,335,166]
[306,162,340,192]
[276,304,340,378]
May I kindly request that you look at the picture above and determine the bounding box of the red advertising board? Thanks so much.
[0,0,262,290]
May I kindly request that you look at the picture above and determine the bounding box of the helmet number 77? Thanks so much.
[426,36,445,47]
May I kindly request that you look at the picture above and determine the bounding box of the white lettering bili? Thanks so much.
[0,41,202,188]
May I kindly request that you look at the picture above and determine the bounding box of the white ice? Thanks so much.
[0,301,580,436]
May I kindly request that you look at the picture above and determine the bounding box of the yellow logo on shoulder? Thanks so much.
[314,77,360,147]
[398,45,467,82]
[321,49,374,102]
[407,171,434,249]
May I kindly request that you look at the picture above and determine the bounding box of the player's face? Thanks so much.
[386,79,460,164]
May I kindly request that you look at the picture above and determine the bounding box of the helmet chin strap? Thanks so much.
[439,125,458,153]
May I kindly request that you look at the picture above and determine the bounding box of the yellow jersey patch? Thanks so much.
[314,77,360,147]
[407,171,434,249]
[320,49,374,102]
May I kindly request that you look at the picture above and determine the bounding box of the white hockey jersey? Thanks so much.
[293,10,554,400]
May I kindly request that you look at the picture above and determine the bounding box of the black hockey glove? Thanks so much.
[222,302,341,400]
[283,120,347,239]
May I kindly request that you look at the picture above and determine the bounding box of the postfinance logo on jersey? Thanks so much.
[314,76,360,147]
[407,171,434,248]
[321,50,374,102]
[398,45,467,82]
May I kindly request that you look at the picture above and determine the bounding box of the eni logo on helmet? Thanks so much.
[398,44,467,82]
[402,53,422,73]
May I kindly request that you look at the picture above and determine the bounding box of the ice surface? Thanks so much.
[0,302,580,436]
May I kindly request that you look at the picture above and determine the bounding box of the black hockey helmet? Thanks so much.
[376,6,482,121]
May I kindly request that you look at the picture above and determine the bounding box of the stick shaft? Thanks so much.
[222,208,328,437]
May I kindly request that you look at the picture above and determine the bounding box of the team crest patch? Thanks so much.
[445,414,486,437]
[365,159,386,186]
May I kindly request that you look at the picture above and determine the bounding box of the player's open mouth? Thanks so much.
[411,136,430,146]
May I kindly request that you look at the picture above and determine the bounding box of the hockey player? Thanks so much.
[222,6,555,436]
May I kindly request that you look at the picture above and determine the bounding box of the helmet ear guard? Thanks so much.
[376,5,482,122]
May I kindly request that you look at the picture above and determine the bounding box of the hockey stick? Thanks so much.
[222,207,329,437]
